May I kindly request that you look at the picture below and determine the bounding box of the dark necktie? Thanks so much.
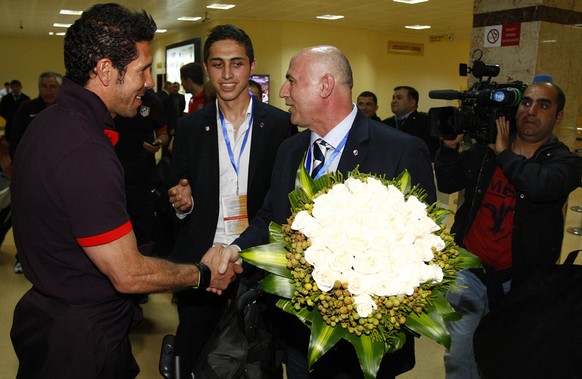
[311,138,331,178]
[396,117,406,130]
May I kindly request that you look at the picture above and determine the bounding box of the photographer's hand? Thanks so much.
[490,116,510,155]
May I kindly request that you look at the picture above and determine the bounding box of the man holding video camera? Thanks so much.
[434,81,582,378]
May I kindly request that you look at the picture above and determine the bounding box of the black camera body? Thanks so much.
[428,52,528,144]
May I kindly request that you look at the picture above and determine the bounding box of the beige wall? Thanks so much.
[151,19,470,119]
[0,37,66,98]
[0,21,470,122]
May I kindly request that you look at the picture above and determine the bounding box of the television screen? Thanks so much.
[250,74,270,104]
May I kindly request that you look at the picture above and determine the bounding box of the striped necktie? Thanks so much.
[311,138,331,178]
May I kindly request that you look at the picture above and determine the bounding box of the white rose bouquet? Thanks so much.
[241,165,481,379]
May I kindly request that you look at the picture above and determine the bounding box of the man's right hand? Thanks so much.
[201,245,244,295]
[168,178,192,213]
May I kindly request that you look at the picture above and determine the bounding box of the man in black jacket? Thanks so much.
[10,72,62,158]
[0,80,30,144]
[434,81,582,379]
[383,86,439,161]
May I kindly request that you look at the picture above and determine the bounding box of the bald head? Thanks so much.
[298,46,353,89]
[280,45,354,135]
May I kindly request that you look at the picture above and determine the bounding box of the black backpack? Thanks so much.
[474,250,582,379]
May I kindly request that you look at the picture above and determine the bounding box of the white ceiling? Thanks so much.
[0,0,474,40]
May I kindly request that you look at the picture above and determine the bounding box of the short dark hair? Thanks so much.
[248,79,262,97]
[10,80,22,87]
[64,3,156,86]
[204,24,254,64]
[358,91,378,105]
[394,86,419,105]
[180,62,204,85]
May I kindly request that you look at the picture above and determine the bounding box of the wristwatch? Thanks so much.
[194,262,211,289]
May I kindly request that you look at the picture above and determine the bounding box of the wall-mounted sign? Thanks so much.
[484,23,521,47]
[388,41,424,56]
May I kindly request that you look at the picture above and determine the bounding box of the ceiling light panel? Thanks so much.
[405,25,431,30]
[207,4,236,10]
[316,15,345,20]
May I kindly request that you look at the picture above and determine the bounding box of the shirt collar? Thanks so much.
[310,103,357,148]
[397,110,415,121]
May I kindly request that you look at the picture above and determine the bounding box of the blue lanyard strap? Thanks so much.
[305,131,350,179]
[218,98,254,177]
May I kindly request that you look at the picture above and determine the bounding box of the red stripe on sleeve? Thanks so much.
[76,221,133,247]
[155,125,168,134]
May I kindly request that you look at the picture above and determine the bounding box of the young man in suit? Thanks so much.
[227,46,436,378]
[168,24,296,378]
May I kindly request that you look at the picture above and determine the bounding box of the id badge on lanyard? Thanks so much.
[222,194,249,235]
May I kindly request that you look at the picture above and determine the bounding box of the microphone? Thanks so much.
[428,90,462,100]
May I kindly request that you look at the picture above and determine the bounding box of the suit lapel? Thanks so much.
[338,112,370,174]
[202,106,221,196]
[248,100,266,191]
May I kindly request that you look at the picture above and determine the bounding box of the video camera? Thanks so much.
[428,49,528,144]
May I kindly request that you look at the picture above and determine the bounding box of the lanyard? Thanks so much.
[306,131,350,179]
[219,98,254,183]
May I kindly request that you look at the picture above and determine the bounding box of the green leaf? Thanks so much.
[277,299,313,326]
[457,247,483,269]
[295,154,316,199]
[429,206,453,225]
[240,243,292,278]
[268,222,284,243]
[404,305,451,349]
[394,169,412,194]
[260,274,294,299]
[344,332,385,379]
[307,310,346,368]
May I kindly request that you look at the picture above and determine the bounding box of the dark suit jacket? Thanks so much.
[383,110,439,161]
[9,97,49,159]
[0,92,31,142]
[157,90,179,137]
[235,110,436,378]
[170,100,295,263]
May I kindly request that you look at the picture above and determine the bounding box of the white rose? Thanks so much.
[291,211,321,238]
[391,269,420,296]
[344,177,366,193]
[312,266,339,293]
[345,234,369,254]
[405,195,427,215]
[385,185,405,206]
[418,264,444,283]
[303,244,333,268]
[354,294,378,318]
[390,244,423,265]
[328,247,354,272]
[372,274,399,297]
[342,270,368,296]
[322,226,350,252]
[415,234,446,257]
[353,251,382,275]
[407,216,440,237]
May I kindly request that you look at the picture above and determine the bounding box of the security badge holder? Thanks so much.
[222,194,249,235]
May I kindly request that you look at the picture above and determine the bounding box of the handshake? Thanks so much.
[198,244,244,295]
